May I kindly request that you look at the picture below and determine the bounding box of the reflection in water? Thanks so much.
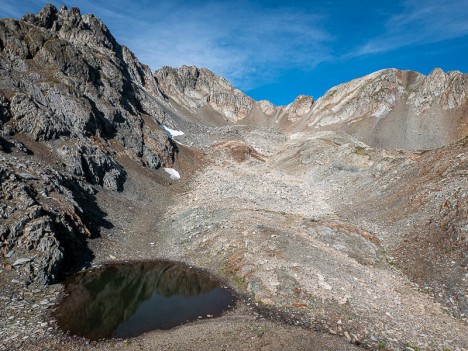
[54,261,237,340]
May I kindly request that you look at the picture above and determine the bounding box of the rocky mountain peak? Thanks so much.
[298,68,467,149]
[285,95,314,122]
[0,4,183,255]
[155,65,255,122]
[0,4,186,284]
[21,3,59,29]
[21,4,118,53]
[154,64,466,149]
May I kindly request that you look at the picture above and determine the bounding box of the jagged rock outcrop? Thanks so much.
[155,65,255,122]
[0,4,176,171]
[56,141,126,191]
[284,95,314,122]
[156,66,467,150]
[259,100,275,116]
[298,68,468,149]
[0,4,182,284]
[0,156,93,285]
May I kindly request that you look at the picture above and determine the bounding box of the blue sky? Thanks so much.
[1,0,467,105]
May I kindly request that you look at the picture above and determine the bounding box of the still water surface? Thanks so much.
[54,261,237,340]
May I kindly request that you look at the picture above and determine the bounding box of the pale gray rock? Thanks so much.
[300,68,467,149]
[155,65,255,122]
[285,95,314,122]
[18,172,39,180]
[12,258,32,266]
[259,100,276,116]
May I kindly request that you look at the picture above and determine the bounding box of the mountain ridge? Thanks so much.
[0,5,467,351]
[154,64,467,149]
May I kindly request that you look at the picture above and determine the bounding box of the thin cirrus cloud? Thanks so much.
[0,0,333,90]
[113,1,332,90]
[1,0,466,102]
[353,0,468,56]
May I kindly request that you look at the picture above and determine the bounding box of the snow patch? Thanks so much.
[164,168,180,180]
[162,125,184,138]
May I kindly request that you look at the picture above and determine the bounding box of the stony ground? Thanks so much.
[1,126,466,351]
[158,128,467,351]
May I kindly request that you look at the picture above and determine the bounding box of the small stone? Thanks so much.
[39,299,48,305]
[319,281,333,290]
[18,172,39,180]
[6,250,15,258]
[109,255,116,260]
[338,296,348,305]
[344,331,351,341]
[13,258,31,266]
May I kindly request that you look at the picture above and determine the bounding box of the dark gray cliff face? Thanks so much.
[0,5,179,285]
[0,157,96,285]
[0,4,175,175]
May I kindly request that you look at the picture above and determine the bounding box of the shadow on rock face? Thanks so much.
[0,161,113,285]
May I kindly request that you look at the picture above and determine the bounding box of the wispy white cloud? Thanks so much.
[3,0,465,96]
[0,1,22,18]
[352,0,468,56]
[108,0,332,90]
[0,0,51,18]
[60,0,126,20]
